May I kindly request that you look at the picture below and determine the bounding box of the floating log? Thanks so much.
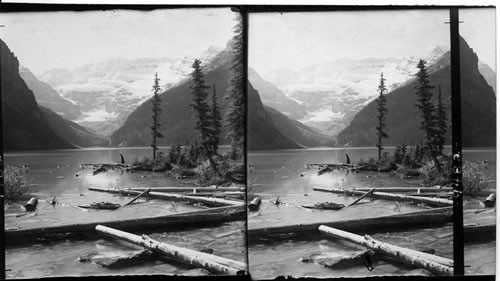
[95,225,245,275]
[313,187,452,207]
[318,225,453,276]
[120,188,151,208]
[180,191,245,198]
[248,197,262,212]
[406,192,453,198]
[89,187,243,207]
[350,187,453,193]
[301,250,375,268]
[6,205,245,244]
[302,202,345,210]
[484,193,496,208]
[79,249,155,268]
[248,207,452,242]
[345,188,375,208]
[24,197,38,212]
[128,186,245,193]
[78,202,121,210]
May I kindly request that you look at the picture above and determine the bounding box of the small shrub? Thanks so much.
[4,165,31,201]
[462,161,488,196]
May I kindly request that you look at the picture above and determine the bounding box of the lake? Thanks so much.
[4,147,246,278]
[247,147,495,279]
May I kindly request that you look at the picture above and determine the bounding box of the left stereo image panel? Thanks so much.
[1,7,247,278]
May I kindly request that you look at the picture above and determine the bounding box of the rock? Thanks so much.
[404,269,433,276]
[182,268,213,276]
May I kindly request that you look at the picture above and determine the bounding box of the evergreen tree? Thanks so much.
[210,84,222,153]
[415,60,443,175]
[225,13,244,159]
[150,73,163,160]
[415,60,439,154]
[375,73,389,160]
[190,59,220,176]
[435,85,447,154]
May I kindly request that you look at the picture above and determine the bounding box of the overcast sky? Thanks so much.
[249,8,496,75]
[0,8,236,75]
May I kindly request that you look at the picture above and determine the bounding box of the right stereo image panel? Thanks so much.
[246,7,495,279]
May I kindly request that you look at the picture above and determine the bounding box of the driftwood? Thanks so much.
[120,188,151,208]
[6,205,245,244]
[81,163,134,175]
[248,197,262,212]
[302,202,345,210]
[247,207,452,242]
[484,193,496,208]
[313,187,452,207]
[318,225,453,276]
[25,197,38,212]
[89,187,243,207]
[95,225,246,275]
[405,269,433,276]
[345,188,375,208]
[128,186,245,193]
[301,249,376,268]
[78,202,121,210]
[351,187,452,193]
[306,163,360,175]
[79,249,155,268]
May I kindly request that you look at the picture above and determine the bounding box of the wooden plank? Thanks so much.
[5,205,245,244]
[247,207,452,241]
[89,187,243,207]
[96,225,246,275]
[318,225,453,276]
[314,187,452,207]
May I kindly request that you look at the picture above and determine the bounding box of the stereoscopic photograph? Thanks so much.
[2,7,246,278]
[247,8,495,279]
[0,3,496,281]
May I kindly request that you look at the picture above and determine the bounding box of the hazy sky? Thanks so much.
[0,8,236,74]
[249,8,496,75]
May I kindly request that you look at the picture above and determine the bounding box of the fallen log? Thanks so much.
[79,249,155,268]
[318,225,453,276]
[120,188,151,208]
[128,186,245,193]
[345,188,375,208]
[24,197,38,212]
[5,205,245,244]
[247,207,452,242]
[313,187,452,207]
[484,193,496,208]
[301,249,376,268]
[350,187,453,193]
[302,202,345,210]
[248,197,262,212]
[78,202,121,210]
[89,187,243,207]
[95,225,245,275]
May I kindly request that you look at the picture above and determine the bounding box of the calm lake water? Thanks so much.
[4,147,246,278]
[247,147,495,279]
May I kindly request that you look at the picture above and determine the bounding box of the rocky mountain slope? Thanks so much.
[336,37,495,148]
[262,47,449,136]
[38,46,222,136]
[1,39,107,151]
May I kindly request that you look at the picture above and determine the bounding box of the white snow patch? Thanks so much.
[300,108,344,123]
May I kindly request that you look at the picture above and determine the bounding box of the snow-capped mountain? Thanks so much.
[261,46,449,136]
[38,46,223,136]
